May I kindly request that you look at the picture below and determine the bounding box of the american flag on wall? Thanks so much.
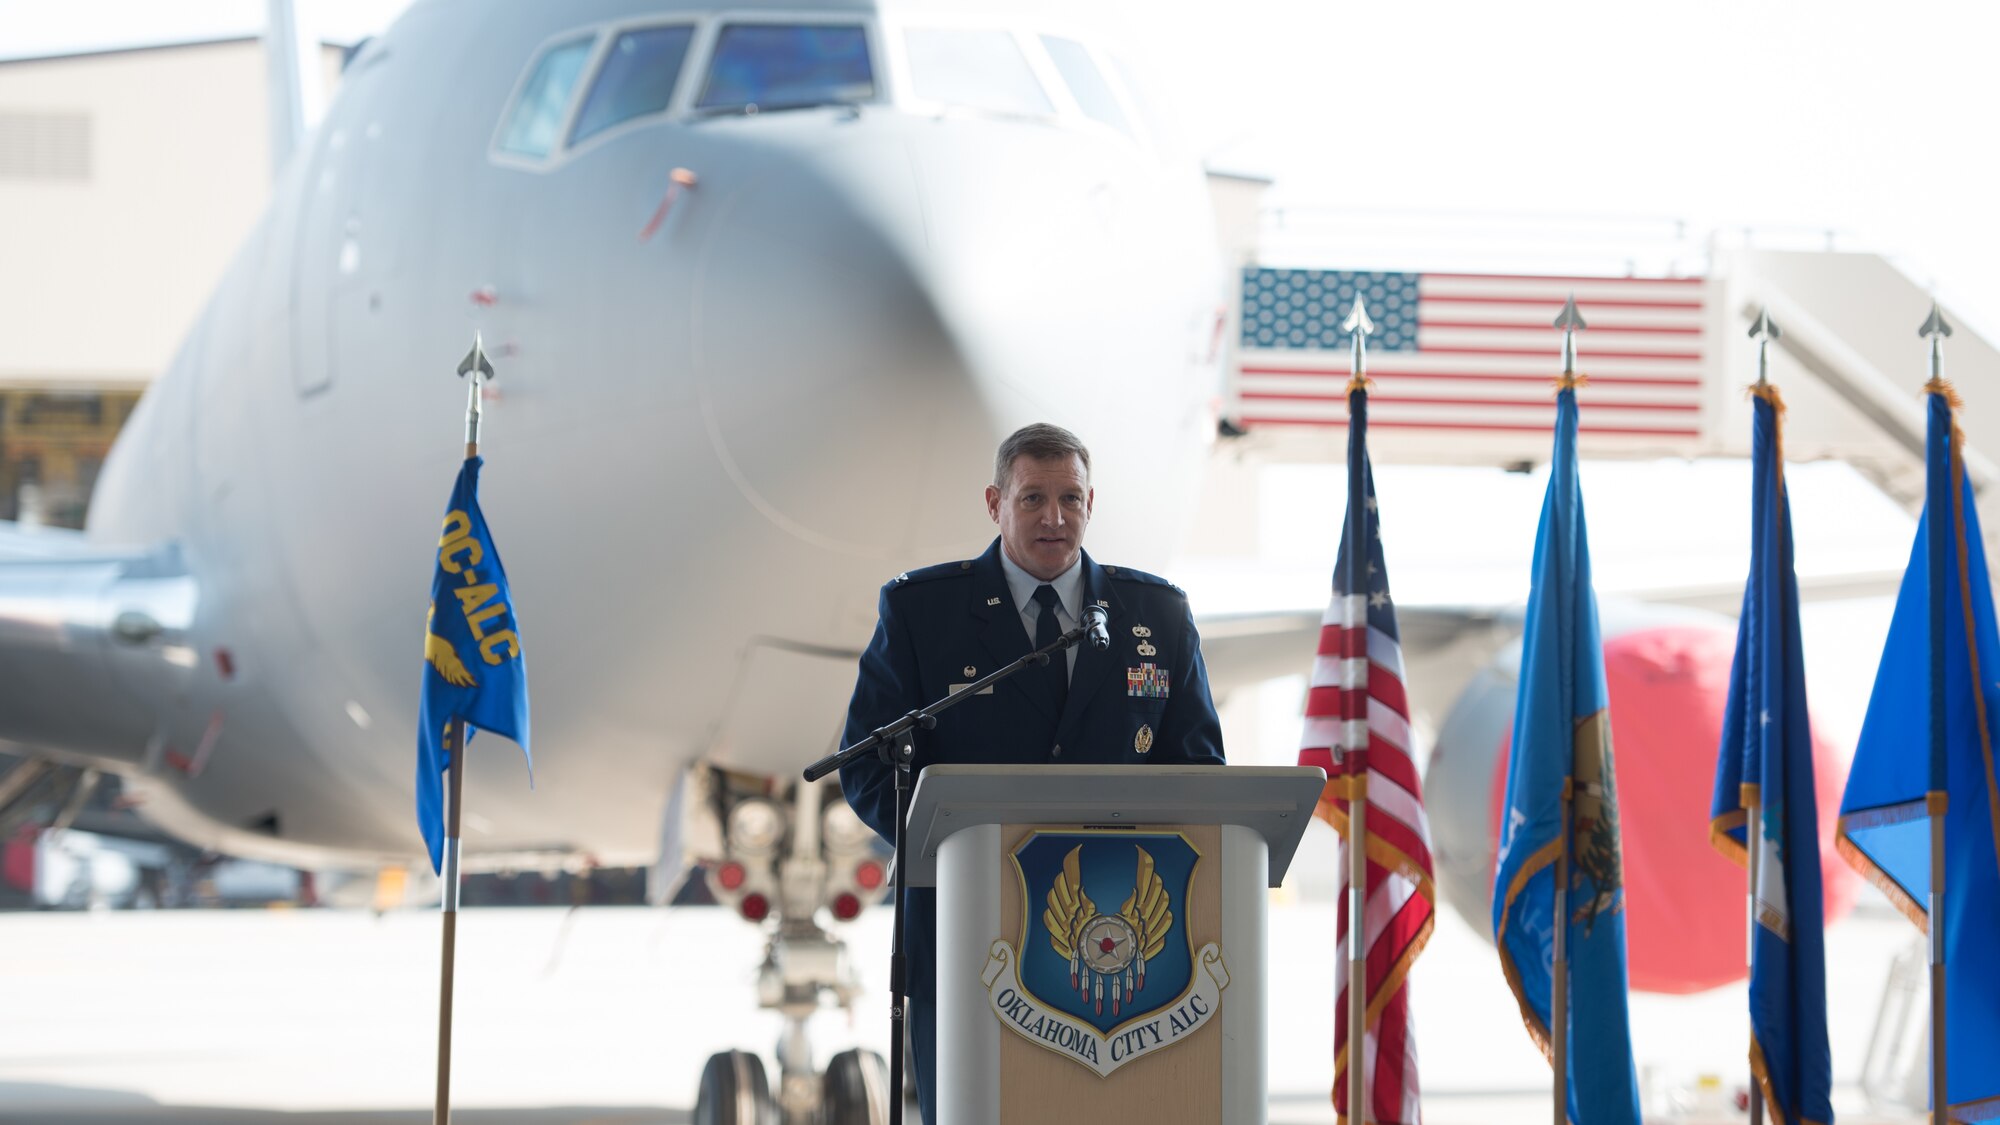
[1298,389,1436,1125]
[1235,270,1706,438]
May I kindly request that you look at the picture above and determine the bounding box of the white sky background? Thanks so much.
[1125,0,2000,338]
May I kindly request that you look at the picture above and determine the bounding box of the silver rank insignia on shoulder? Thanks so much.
[986,596,1002,606]
[1136,641,1158,657]
[1132,625,1152,638]
[1135,724,1154,753]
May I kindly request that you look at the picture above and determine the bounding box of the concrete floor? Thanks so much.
[0,883,1930,1124]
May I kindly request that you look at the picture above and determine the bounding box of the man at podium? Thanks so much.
[840,422,1226,1123]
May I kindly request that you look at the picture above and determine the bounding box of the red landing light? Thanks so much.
[739,893,770,923]
[831,893,862,921]
[715,861,747,891]
[854,860,884,891]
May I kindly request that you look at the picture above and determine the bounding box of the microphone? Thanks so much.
[1082,604,1110,651]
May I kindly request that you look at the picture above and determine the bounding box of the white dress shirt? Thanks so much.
[997,549,1083,679]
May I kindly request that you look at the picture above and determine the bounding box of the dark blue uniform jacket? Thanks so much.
[839,538,1226,1001]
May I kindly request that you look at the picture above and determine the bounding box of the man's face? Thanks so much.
[986,454,1093,582]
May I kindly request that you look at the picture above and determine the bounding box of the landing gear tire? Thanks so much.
[819,1048,889,1125]
[694,1050,778,1125]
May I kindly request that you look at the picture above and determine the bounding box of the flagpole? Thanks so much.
[435,335,490,1125]
[1347,778,1368,1125]
[1743,308,1779,1125]
[1743,783,1761,1125]
[1342,296,1372,1125]
[436,718,465,1124]
[1549,297,1586,1125]
[1920,304,1952,1125]
[1551,781,1569,1125]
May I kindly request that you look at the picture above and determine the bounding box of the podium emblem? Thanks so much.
[982,832,1229,1077]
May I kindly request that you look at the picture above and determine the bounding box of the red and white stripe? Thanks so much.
[1299,595,1436,1125]
[1237,273,1708,440]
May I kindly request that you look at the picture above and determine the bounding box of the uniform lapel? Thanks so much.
[1054,552,1122,740]
[970,540,1060,723]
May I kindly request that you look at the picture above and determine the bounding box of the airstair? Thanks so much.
[1210,185,2000,544]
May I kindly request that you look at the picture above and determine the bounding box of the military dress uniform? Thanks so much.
[840,537,1225,1124]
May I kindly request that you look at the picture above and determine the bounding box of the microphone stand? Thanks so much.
[803,609,1105,1125]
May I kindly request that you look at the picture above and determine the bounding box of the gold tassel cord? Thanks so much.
[1924,375,1964,411]
[1744,382,1791,495]
[1554,371,1589,394]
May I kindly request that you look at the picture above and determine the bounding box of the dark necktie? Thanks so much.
[1033,583,1068,713]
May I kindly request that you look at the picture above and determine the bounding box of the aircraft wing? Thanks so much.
[1196,604,1510,702]
[0,524,197,766]
[1195,564,1896,712]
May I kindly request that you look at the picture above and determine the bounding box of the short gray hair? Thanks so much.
[993,423,1091,490]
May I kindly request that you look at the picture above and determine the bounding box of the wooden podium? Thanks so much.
[903,765,1325,1125]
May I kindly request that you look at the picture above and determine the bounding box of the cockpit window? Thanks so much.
[497,35,595,158]
[905,29,1053,117]
[570,26,696,144]
[1040,36,1132,138]
[697,24,874,113]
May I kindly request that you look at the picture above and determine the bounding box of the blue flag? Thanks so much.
[1838,384,2000,1117]
[1708,387,1833,1125]
[416,456,531,874]
[1492,386,1641,1125]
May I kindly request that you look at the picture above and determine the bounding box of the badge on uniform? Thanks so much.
[951,666,992,695]
[1127,663,1169,699]
[1135,724,1154,754]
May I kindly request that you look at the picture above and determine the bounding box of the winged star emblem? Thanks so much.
[1043,844,1172,1016]
[424,607,477,687]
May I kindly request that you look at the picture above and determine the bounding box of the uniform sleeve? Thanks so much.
[1163,592,1227,764]
[840,584,923,843]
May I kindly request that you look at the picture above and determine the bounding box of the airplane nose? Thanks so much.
[687,128,996,560]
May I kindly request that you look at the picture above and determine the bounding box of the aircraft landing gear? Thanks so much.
[694,1049,778,1125]
[819,1048,889,1125]
[684,767,891,1123]
[692,1041,887,1125]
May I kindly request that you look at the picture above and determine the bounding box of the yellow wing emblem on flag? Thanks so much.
[1119,846,1172,961]
[1042,845,1095,961]
[425,608,477,687]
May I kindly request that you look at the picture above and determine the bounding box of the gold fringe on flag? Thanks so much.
[1923,375,1963,410]
[1745,382,1791,489]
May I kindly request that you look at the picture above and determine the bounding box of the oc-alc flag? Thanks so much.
[1838,383,2000,1118]
[1296,387,1436,1125]
[416,456,531,873]
[1707,385,1833,1125]
[1491,385,1642,1125]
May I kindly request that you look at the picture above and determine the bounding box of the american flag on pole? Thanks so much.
[1298,388,1436,1125]
[1236,269,1706,439]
